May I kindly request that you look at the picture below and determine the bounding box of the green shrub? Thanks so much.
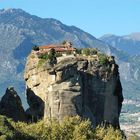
[0,135,7,140]
[82,48,90,56]
[62,40,67,45]
[8,86,14,91]
[37,59,46,68]
[38,53,48,60]
[76,48,82,54]
[95,126,124,140]
[90,48,98,55]
[0,115,14,138]
[98,53,108,65]
[30,54,35,59]
[13,116,125,140]
[47,49,56,59]
[38,50,57,67]
[0,115,126,140]
[56,53,62,57]
[72,118,94,140]
[47,49,57,66]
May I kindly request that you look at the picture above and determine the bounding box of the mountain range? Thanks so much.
[0,8,140,110]
[100,33,140,55]
[100,34,140,100]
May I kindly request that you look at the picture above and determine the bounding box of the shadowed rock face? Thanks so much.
[24,53,123,127]
[26,88,44,122]
[0,87,26,121]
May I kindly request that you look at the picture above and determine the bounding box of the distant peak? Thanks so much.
[100,34,116,39]
[3,8,13,11]
[100,32,140,41]
[0,8,28,15]
[0,8,13,14]
[129,32,140,36]
[124,32,140,41]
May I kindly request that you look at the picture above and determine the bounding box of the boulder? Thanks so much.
[0,87,26,121]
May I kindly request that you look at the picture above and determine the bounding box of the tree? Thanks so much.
[48,48,56,59]
[62,40,67,45]
[76,48,82,54]
[82,48,90,56]
[98,53,108,65]
[32,45,39,51]
[90,48,98,55]
[48,48,57,65]
[38,53,48,59]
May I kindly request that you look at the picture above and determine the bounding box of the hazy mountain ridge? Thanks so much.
[100,33,140,55]
[100,33,140,94]
[0,8,139,107]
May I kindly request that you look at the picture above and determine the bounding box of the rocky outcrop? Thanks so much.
[24,52,123,127]
[0,87,26,121]
[26,88,44,122]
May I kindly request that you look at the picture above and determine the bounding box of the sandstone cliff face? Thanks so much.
[0,87,26,121]
[24,52,123,127]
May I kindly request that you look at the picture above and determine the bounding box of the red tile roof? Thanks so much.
[55,48,76,52]
[39,44,76,53]
[39,45,67,49]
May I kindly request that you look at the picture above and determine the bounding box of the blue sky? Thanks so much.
[0,0,140,37]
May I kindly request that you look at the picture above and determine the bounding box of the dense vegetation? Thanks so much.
[32,46,39,51]
[37,47,110,68]
[0,115,129,140]
[98,53,108,65]
[81,48,98,56]
[37,48,57,68]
